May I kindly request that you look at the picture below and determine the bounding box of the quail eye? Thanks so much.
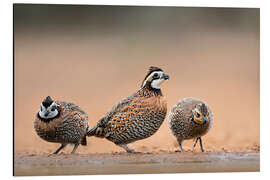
[51,107,55,111]
[196,112,200,118]
[153,73,159,78]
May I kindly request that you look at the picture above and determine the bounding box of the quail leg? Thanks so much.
[71,143,79,154]
[52,144,67,155]
[193,137,204,152]
[198,137,204,152]
[118,144,143,153]
[193,137,199,149]
[177,138,184,152]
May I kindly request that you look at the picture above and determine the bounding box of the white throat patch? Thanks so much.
[151,78,165,89]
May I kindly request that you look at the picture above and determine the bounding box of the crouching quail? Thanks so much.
[87,66,169,153]
[168,98,213,152]
[34,96,89,154]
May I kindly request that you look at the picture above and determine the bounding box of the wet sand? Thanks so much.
[14,152,259,176]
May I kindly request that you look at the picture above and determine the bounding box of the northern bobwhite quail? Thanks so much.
[87,66,169,153]
[34,96,89,154]
[168,98,213,152]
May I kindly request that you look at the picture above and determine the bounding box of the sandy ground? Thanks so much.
[14,151,259,176]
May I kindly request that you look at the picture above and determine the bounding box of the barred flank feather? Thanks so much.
[34,99,89,154]
[168,98,213,152]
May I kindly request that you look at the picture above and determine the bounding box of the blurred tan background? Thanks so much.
[14,5,259,153]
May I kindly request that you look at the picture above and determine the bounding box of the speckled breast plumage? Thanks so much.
[94,88,167,145]
[34,101,89,144]
[168,98,213,140]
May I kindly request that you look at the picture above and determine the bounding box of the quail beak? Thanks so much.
[194,117,208,125]
[201,117,208,124]
[162,73,169,80]
[44,111,50,117]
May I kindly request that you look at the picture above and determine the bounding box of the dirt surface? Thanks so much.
[14,152,259,176]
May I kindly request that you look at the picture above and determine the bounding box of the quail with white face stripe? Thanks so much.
[39,101,59,120]
[142,71,169,89]
[34,96,89,154]
[87,66,169,153]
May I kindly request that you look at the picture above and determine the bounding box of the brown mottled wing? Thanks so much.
[168,105,190,138]
[168,98,213,140]
[95,95,134,129]
[42,101,88,144]
[102,96,166,144]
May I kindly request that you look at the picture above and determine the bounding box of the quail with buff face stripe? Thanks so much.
[168,98,213,152]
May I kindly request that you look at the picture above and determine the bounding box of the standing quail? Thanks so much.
[168,98,213,152]
[87,66,169,153]
[34,96,89,154]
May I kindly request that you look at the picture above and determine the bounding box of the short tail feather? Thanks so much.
[81,135,87,146]
[87,126,97,136]
[86,126,104,137]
